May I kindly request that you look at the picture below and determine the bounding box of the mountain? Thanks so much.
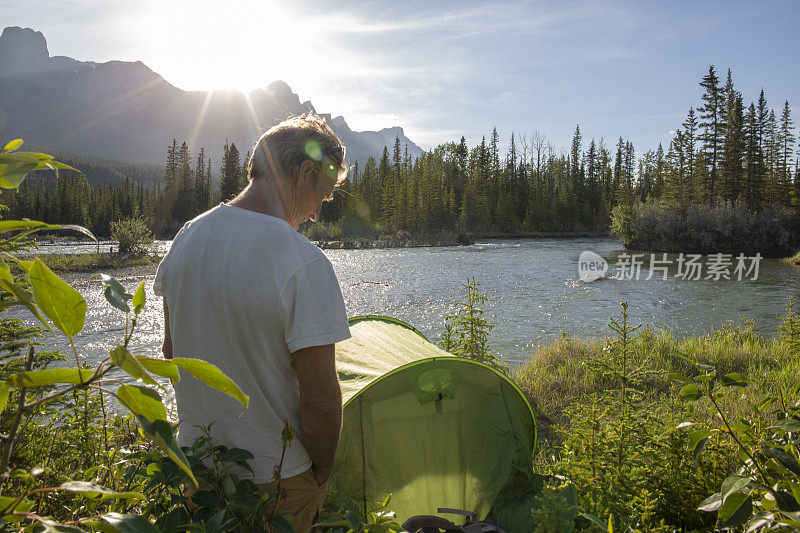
[0,26,422,171]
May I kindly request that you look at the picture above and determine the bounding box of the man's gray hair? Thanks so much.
[247,113,347,185]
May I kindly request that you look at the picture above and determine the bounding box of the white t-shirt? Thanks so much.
[153,203,350,482]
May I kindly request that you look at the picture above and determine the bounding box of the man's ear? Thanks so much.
[297,160,315,187]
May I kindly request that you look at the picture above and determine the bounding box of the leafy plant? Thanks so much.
[440,277,507,374]
[110,217,155,256]
[672,355,800,530]
[316,494,406,532]
[777,297,800,354]
[0,139,250,531]
[118,422,294,533]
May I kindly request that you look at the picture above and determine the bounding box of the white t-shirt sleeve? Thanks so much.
[281,257,350,353]
[153,255,169,297]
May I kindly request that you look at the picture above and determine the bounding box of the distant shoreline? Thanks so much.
[21,252,160,273]
[314,231,612,249]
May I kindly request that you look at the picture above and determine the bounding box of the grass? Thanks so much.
[514,320,794,448]
[23,252,159,273]
[511,313,798,530]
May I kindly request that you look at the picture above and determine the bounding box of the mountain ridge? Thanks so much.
[0,26,422,170]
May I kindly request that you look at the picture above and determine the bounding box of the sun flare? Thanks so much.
[141,0,338,94]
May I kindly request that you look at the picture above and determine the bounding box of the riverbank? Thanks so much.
[313,230,610,249]
[24,252,160,273]
[783,250,800,265]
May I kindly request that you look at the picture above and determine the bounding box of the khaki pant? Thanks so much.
[260,468,329,533]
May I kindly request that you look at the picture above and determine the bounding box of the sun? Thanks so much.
[141,0,336,94]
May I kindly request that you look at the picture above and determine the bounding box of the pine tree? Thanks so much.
[721,86,745,204]
[220,141,242,201]
[743,103,764,209]
[682,108,698,192]
[164,139,178,187]
[379,146,393,229]
[779,101,795,204]
[699,66,724,204]
[194,147,208,215]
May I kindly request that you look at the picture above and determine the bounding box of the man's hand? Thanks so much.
[293,344,341,485]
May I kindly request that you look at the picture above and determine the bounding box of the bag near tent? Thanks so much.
[328,316,541,533]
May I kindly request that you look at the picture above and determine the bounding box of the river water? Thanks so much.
[20,237,798,371]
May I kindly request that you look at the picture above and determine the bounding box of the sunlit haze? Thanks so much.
[3,0,799,150]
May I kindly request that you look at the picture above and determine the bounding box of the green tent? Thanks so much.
[329,316,540,532]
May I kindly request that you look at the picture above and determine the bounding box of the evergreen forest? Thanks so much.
[3,66,798,250]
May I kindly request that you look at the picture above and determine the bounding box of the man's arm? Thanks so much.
[162,299,173,360]
[293,344,341,485]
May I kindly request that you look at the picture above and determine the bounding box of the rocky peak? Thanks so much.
[0,26,49,76]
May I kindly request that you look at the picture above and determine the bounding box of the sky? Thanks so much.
[2,0,799,154]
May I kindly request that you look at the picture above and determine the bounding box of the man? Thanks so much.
[154,114,350,532]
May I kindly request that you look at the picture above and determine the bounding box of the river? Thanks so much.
[20,237,798,372]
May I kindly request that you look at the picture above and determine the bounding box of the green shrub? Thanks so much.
[111,217,154,255]
[610,201,799,256]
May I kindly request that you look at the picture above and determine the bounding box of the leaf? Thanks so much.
[667,372,693,384]
[718,492,752,529]
[191,490,223,508]
[675,421,694,429]
[313,518,350,528]
[0,260,12,284]
[578,513,608,531]
[136,357,179,383]
[42,524,85,532]
[137,416,197,487]
[101,274,132,313]
[771,490,800,512]
[7,368,94,387]
[721,475,751,503]
[720,372,749,387]
[762,447,800,477]
[95,512,160,533]
[29,258,86,338]
[4,139,23,152]
[746,513,775,533]
[270,515,295,533]
[57,224,96,241]
[0,160,37,188]
[0,220,62,234]
[697,492,722,512]
[790,482,800,507]
[58,481,145,501]
[346,510,362,532]
[772,418,800,433]
[109,345,156,385]
[132,281,146,315]
[0,277,54,335]
[220,448,254,463]
[759,396,778,412]
[222,475,236,496]
[679,384,703,401]
[117,385,167,422]
[687,429,713,462]
[0,495,34,522]
[171,358,249,412]
[0,383,9,411]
